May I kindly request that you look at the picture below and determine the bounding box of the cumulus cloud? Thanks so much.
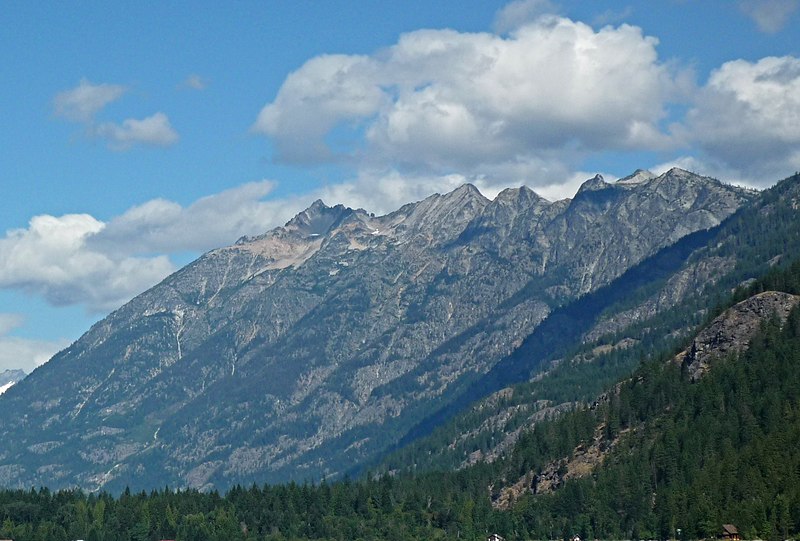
[53,78,127,122]
[253,16,680,181]
[313,170,474,214]
[96,112,179,150]
[0,181,317,315]
[0,314,69,373]
[739,0,799,32]
[0,336,68,373]
[54,80,179,150]
[91,180,298,254]
[493,0,559,33]
[0,214,174,312]
[684,56,800,184]
[253,54,386,163]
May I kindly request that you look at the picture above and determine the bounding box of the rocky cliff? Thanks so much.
[678,291,800,381]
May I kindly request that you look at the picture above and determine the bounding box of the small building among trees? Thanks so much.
[721,524,740,541]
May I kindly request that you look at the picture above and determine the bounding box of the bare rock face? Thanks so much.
[492,424,625,510]
[0,169,753,492]
[678,291,800,381]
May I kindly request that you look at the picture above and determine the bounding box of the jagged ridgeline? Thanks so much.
[381,171,800,475]
[0,168,760,491]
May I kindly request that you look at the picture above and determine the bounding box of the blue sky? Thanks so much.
[1,0,799,372]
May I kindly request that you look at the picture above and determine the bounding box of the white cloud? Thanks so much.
[315,170,474,214]
[54,80,179,150]
[684,56,800,185]
[0,182,319,315]
[91,180,297,254]
[253,54,386,163]
[493,0,559,34]
[253,16,680,181]
[53,78,127,122]
[0,313,70,373]
[96,112,179,150]
[0,214,174,312]
[0,335,69,373]
[183,74,208,90]
[739,0,799,32]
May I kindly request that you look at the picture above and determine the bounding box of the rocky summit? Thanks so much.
[0,169,753,491]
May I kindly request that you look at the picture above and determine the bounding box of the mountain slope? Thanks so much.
[3,283,799,541]
[381,172,800,475]
[0,169,752,491]
[498,284,800,540]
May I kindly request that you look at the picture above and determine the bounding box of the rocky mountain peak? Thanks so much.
[493,185,546,205]
[575,174,610,195]
[388,183,490,242]
[284,199,354,237]
[437,183,489,210]
[660,167,708,185]
[617,169,656,185]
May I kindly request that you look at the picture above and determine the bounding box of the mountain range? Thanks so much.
[0,168,761,491]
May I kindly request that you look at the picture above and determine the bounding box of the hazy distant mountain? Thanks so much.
[0,369,26,395]
[0,168,753,491]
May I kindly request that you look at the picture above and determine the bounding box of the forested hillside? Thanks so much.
[502,283,800,539]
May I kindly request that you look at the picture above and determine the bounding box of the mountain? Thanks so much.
[381,171,800,476]
[495,290,800,507]
[0,369,26,395]
[491,282,800,540]
[3,281,798,540]
[0,168,753,491]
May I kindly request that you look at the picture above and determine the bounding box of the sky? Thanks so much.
[1,0,799,373]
